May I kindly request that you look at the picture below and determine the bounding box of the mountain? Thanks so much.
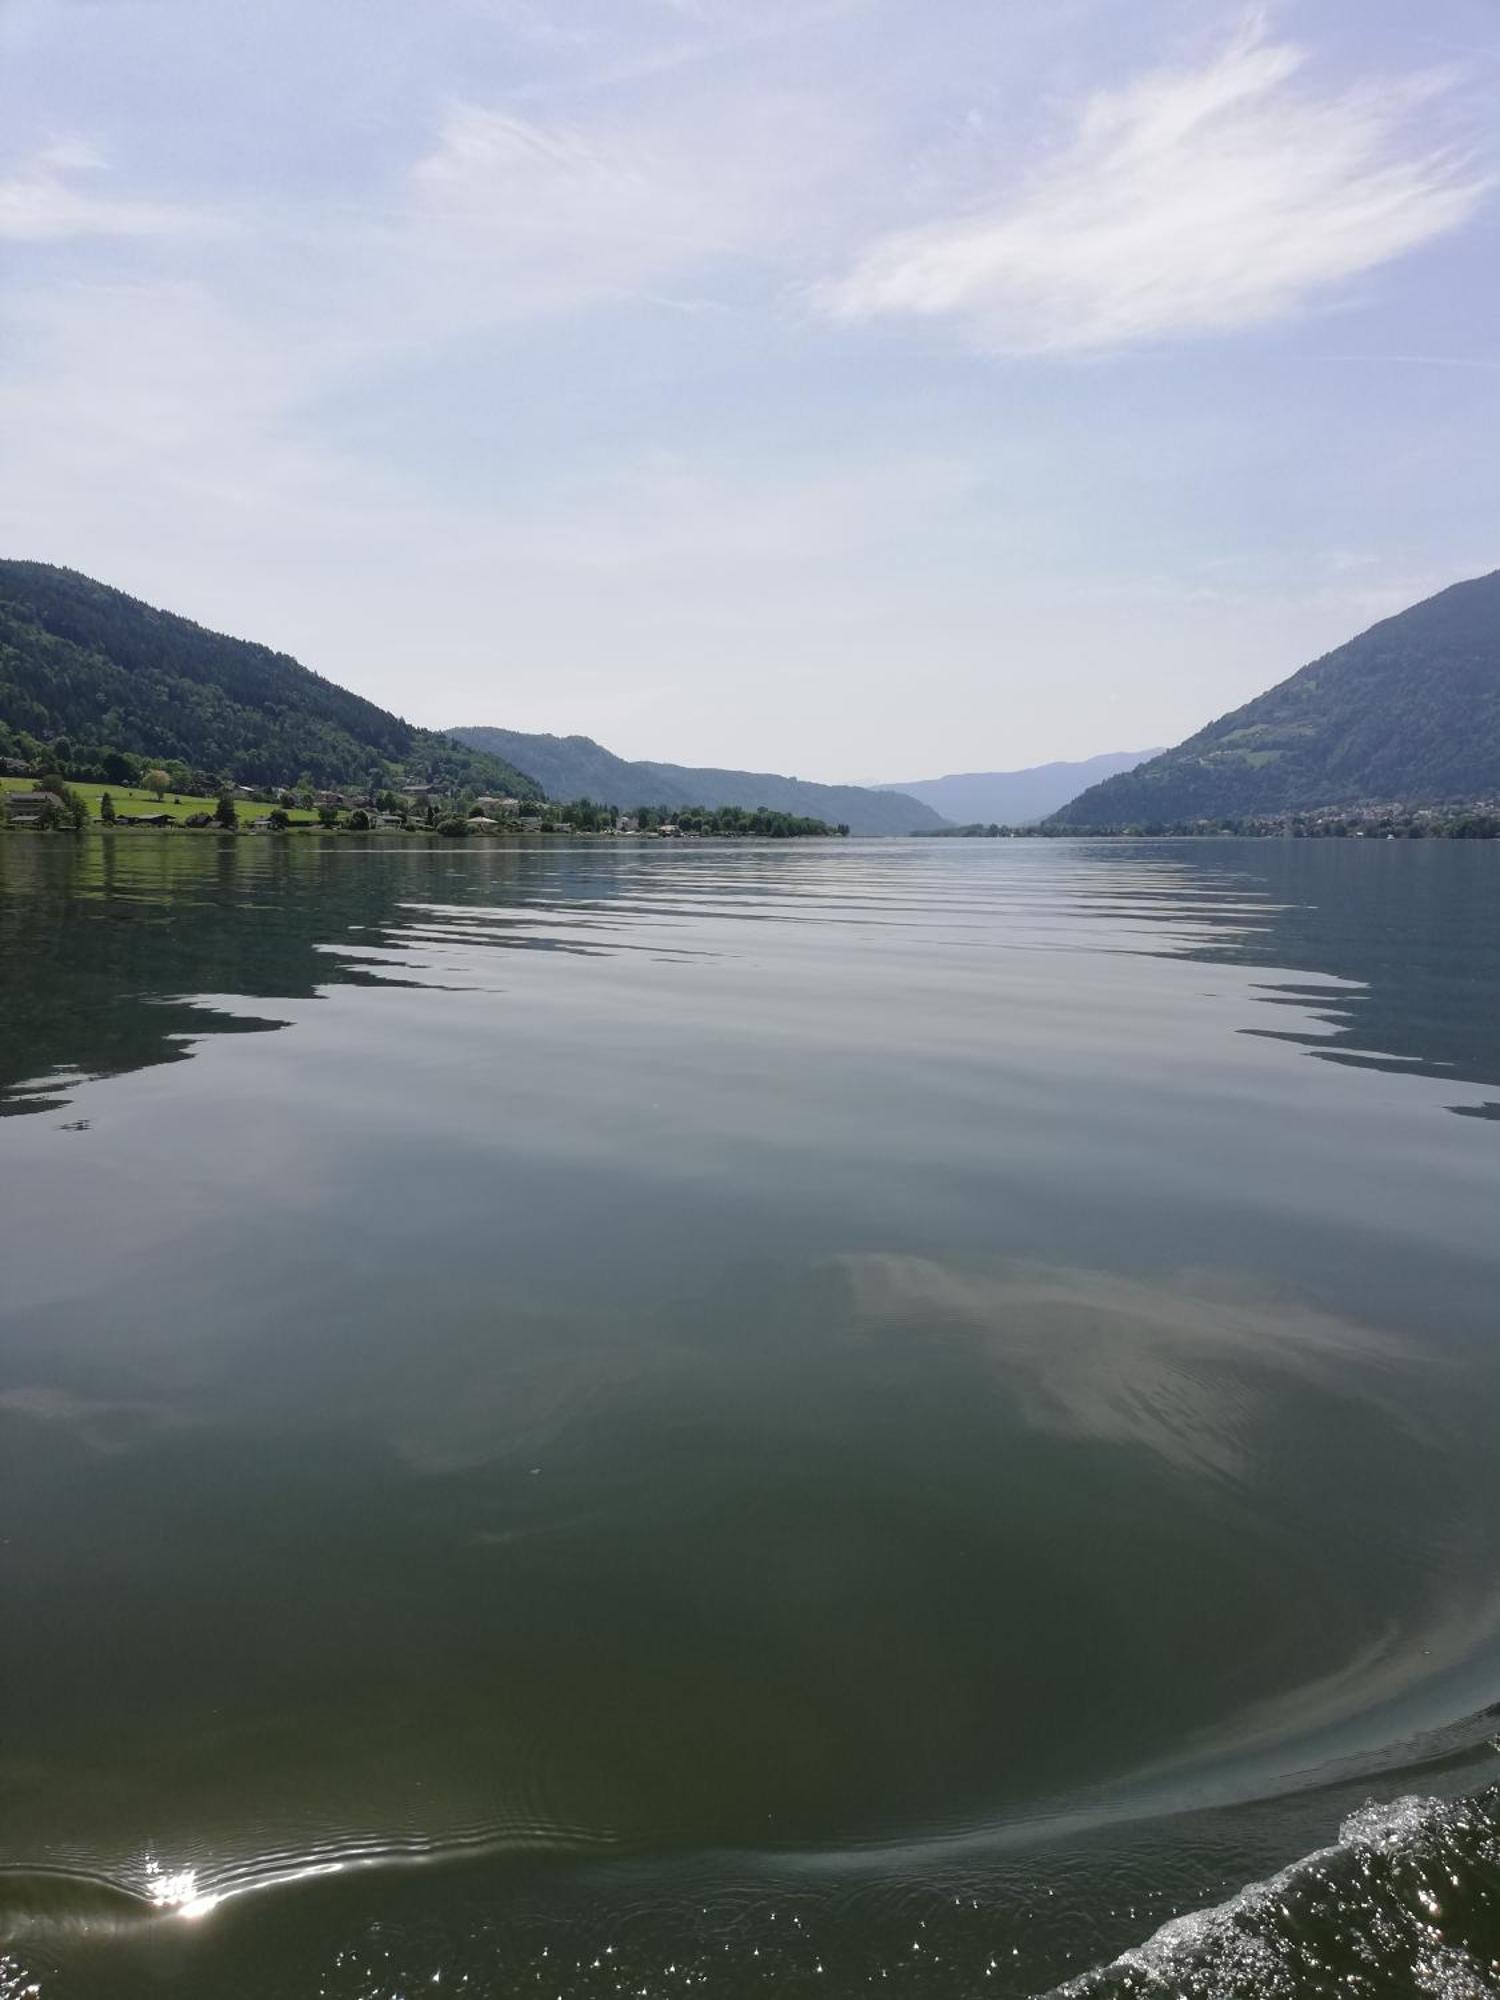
[1051,571,1500,827]
[449,726,947,835]
[0,562,540,797]
[876,750,1160,826]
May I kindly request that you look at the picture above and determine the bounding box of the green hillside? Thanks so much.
[0,562,539,797]
[449,726,946,835]
[1051,570,1500,827]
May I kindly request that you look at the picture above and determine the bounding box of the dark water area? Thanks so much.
[1,833,1498,1998]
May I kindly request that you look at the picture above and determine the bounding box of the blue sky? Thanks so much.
[2,0,1496,779]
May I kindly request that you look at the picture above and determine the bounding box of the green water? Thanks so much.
[2,833,1499,1997]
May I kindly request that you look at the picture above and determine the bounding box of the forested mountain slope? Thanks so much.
[451,726,946,834]
[1052,571,1500,827]
[0,562,539,794]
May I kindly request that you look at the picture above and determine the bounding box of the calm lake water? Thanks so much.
[2,833,1499,1998]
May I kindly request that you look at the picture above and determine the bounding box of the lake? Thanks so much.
[2,832,1499,1998]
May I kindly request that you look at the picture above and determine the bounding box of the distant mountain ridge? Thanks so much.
[449,726,947,835]
[0,562,540,797]
[1051,570,1500,827]
[876,750,1159,826]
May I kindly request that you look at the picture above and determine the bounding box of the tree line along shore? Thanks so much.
[922,802,1500,840]
[0,768,848,840]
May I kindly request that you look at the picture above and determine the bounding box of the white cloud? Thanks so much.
[0,142,213,242]
[0,273,974,627]
[401,79,865,319]
[820,20,1489,354]
[407,104,728,308]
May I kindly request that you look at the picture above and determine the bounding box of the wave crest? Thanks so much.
[1053,1786,1500,1997]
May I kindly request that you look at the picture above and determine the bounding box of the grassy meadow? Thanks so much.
[1,778,319,826]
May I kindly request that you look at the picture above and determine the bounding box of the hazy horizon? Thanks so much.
[3,0,1496,781]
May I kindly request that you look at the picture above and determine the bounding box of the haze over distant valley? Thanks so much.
[875,752,1161,827]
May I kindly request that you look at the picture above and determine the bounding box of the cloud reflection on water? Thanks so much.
[838,1254,1422,1482]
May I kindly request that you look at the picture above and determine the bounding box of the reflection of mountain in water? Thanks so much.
[1100,840,1500,1115]
[0,836,536,1115]
[4,834,1498,1120]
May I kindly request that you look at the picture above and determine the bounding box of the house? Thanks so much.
[4,791,58,824]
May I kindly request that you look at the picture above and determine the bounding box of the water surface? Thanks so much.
[2,834,1498,1997]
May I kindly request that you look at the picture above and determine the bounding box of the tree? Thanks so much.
[145,768,171,801]
[27,786,87,831]
[267,807,290,831]
[214,791,239,830]
[318,804,340,828]
[101,750,133,785]
[100,791,117,825]
[437,815,471,838]
[347,807,371,831]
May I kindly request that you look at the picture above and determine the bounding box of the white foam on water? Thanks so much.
[1050,1790,1500,1998]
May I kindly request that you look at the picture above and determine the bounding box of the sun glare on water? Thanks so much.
[143,1863,221,1922]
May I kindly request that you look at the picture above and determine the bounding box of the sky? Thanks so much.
[1,0,1497,782]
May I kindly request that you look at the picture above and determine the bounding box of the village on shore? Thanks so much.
[921,797,1500,840]
[0,762,847,840]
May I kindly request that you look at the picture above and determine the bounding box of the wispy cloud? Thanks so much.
[403,79,861,316]
[407,104,730,309]
[0,142,214,242]
[2,1,1495,773]
[820,19,1489,354]
[0,273,974,609]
